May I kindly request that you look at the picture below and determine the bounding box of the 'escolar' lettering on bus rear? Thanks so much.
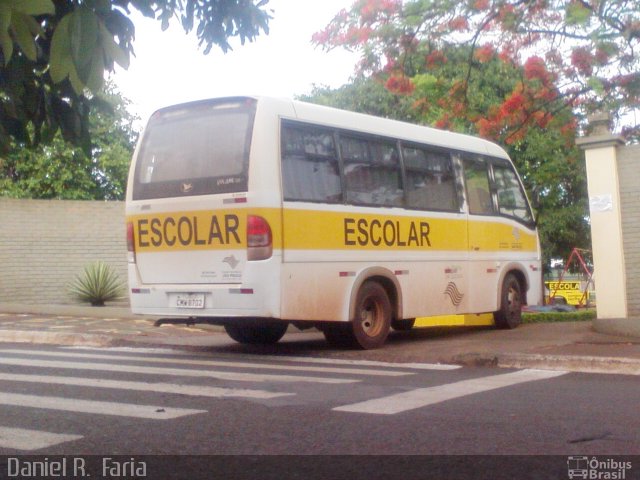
[137,214,241,249]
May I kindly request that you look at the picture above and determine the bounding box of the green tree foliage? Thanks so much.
[314,0,640,140]
[0,83,137,200]
[0,0,271,154]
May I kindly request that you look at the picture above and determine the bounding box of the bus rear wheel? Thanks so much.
[350,281,392,349]
[494,273,522,329]
[224,321,288,345]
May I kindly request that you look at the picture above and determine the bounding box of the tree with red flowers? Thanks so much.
[313,0,640,142]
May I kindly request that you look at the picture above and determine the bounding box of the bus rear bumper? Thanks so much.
[128,284,274,318]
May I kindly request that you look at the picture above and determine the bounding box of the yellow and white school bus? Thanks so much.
[126,96,542,349]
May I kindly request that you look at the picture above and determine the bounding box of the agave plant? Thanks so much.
[68,261,125,306]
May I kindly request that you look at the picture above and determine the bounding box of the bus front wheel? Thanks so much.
[350,281,392,349]
[224,321,288,345]
[494,273,522,329]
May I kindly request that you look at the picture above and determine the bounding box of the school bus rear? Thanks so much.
[126,97,285,319]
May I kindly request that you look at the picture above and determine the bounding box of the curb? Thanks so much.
[0,329,227,349]
[454,352,640,375]
[0,329,114,348]
[0,303,139,320]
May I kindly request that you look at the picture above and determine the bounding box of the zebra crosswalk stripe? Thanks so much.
[0,357,358,384]
[333,369,568,415]
[0,372,293,399]
[0,426,83,451]
[0,392,206,419]
[0,349,413,377]
[66,347,460,371]
[229,353,461,371]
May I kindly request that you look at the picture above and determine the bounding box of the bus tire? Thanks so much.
[224,321,288,345]
[391,318,415,331]
[494,273,522,329]
[350,281,392,349]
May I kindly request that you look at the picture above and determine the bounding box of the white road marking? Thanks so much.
[65,346,183,355]
[63,346,460,371]
[0,426,83,451]
[0,392,206,419]
[0,349,411,377]
[0,357,357,384]
[333,369,568,415]
[237,354,461,371]
[0,373,293,399]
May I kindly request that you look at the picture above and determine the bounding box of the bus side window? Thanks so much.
[463,156,494,215]
[281,123,342,203]
[341,135,403,207]
[493,162,534,224]
[403,146,458,211]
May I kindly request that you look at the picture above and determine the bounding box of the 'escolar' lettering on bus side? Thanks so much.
[137,214,241,248]
[344,218,431,248]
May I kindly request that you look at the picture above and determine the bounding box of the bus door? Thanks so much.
[462,154,539,313]
[462,154,503,313]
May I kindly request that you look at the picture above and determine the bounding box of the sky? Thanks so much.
[113,0,359,126]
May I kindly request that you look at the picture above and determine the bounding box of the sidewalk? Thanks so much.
[0,303,639,375]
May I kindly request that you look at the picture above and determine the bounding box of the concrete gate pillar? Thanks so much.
[576,113,627,320]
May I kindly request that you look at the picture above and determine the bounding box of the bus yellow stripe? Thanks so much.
[283,209,468,251]
[127,208,281,252]
[414,314,495,327]
[127,207,537,253]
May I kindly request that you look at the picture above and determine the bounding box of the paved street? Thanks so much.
[1,309,640,479]
[0,343,638,460]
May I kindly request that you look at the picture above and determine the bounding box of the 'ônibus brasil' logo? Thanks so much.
[567,456,632,479]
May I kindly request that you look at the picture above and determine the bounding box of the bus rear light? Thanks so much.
[247,215,272,261]
[126,221,136,263]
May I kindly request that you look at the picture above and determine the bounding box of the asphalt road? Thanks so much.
[0,343,638,479]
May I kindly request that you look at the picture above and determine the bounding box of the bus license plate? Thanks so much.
[175,293,205,309]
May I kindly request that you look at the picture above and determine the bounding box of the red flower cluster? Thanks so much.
[501,92,525,116]
[449,16,469,31]
[571,47,593,76]
[359,0,401,21]
[426,50,447,68]
[474,45,495,63]
[524,57,551,83]
[385,75,415,94]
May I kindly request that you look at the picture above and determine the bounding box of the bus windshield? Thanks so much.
[132,98,256,200]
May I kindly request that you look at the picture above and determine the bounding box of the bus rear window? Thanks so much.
[132,98,256,200]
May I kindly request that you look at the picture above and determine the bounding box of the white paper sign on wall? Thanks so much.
[589,194,613,212]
